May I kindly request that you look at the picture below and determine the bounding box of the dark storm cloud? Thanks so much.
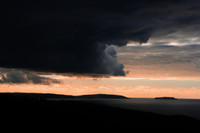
[0,68,58,84]
[1,0,200,75]
[104,46,126,76]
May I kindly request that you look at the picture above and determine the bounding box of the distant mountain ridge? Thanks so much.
[155,97,177,100]
[0,93,128,100]
[77,94,128,99]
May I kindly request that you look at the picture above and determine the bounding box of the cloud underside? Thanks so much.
[1,0,200,75]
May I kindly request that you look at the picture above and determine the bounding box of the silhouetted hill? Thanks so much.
[0,92,75,100]
[0,93,128,100]
[155,97,177,100]
[77,94,128,99]
[0,93,199,132]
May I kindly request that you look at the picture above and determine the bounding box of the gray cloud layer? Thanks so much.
[0,68,58,84]
[118,45,200,66]
[116,44,200,79]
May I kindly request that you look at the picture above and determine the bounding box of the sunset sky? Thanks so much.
[1,0,200,99]
[1,43,200,98]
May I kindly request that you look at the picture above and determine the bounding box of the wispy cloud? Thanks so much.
[116,45,200,79]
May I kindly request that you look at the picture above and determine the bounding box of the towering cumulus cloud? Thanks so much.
[1,0,200,75]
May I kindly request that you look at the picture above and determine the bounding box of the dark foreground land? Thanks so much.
[0,93,199,132]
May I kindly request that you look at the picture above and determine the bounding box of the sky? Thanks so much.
[1,0,200,98]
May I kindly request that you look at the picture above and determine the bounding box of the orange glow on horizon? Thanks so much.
[0,77,200,99]
[1,69,200,99]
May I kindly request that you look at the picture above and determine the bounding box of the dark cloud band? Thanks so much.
[1,0,200,75]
